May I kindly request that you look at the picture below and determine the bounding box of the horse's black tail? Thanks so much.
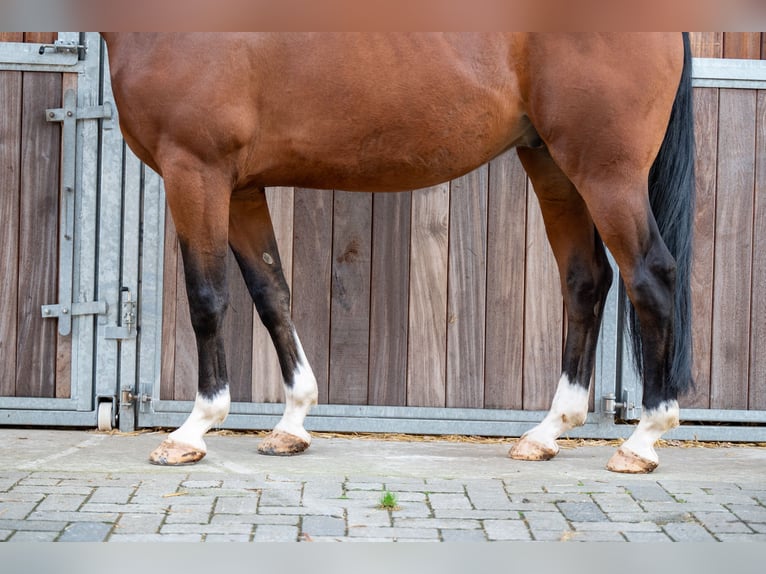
[627,32,696,397]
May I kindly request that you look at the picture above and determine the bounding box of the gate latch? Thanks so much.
[104,288,137,340]
[602,390,641,421]
[38,40,87,56]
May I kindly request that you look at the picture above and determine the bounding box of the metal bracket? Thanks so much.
[602,390,641,421]
[104,288,137,340]
[41,300,108,320]
[38,40,87,57]
[120,388,151,407]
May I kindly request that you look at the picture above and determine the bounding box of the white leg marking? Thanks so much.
[274,331,318,443]
[167,388,231,452]
[521,374,590,450]
[621,400,679,464]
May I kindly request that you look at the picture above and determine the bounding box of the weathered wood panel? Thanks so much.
[292,188,333,403]
[0,35,22,397]
[369,192,411,406]
[710,89,756,410]
[485,151,527,410]
[223,247,253,403]
[328,191,372,405]
[749,91,766,410]
[686,87,718,409]
[723,32,762,59]
[406,183,449,407]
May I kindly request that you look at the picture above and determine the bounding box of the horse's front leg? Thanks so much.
[228,187,318,456]
[509,147,612,462]
[149,169,232,465]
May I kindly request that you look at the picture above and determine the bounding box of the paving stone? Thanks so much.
[435,509,521,520]
[465,480,512,510]
[427,493,472,510]
[565,530,626,542]
[623,531,672,542]
[115,513,165,535]
[424,479,467,493]
[0,519,68,532]
[390,503,431,518]
[81,502,168,514]
[346,508,392,528]
[58,521,113,542]
[205,534,252,542]
[210,513,298,526]
[27,511,119,523]
[571,521,660,532]
[0,529,13,541]
[727,504,766,523]
[714,533,766,542]
[592,493,644,513]
[259,488,302,507]
[693,511,753,533]
[253,524,299,542]
[441,528,487,541]
[164,510,211,524]
[302,480,344,500]
[109,533,203,542]
[8,530,60,542]
[36,494,87,512]
[161,523,252,535]
[394,518,481,530]
[531,530,575,541]
[301,515,346,537]
[663,522,717,541]
[215,496,259,514]
[88,487,135,504]
[182,480,222,489]
[522,510,570,531]
[558,501,607,522]
[346,526,440,540]
[483,520,531,541]
[0,501,37,519]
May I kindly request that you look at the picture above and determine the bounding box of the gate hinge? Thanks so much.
[46,93,115,130]
[121,388,151,407]
[602,390,641,421]
[41,300,108,320]
[104,288,137,340]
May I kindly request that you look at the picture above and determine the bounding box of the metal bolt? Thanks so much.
[61,307,69,315]
[66,111,73,117]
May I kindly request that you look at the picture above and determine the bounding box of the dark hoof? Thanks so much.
[257,430,310,456]
[149,439,206,466]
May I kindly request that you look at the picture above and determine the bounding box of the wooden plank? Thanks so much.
[329,191,372,405]
[710,89,756,410]
[523,183,564,410]
[223,247,253,403]
[685,88,718,409]
[160,212,178,400]
[446,165,488,409]
[749,91,766,410]
[485,150,527,410]
[173,241,198,401]
[368,191,411,406]
[251,186,294,403]
[0,62,21,397]
[15,62,61,398]
[407,183,449,407]
[292,188,333,404]
[689,32,723,58]
[723,32,762,59]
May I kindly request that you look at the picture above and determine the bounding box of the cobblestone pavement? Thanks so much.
[0,429,764,542]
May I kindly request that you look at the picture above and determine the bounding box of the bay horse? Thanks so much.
[101,33,695,473]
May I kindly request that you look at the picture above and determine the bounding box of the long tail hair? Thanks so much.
[627,32,696,396]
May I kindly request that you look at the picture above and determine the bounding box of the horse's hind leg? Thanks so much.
[149,167,232,465]
[228,187,318,456]
[509,147,612,461]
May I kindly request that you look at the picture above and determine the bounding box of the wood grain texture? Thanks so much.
[329,191,372,405]
[251,186,294,403]
[522,183,564,410]
[749,91,766,410]
[447,166,488,408]
[723,32,762,59]
[686,88,718,409]
[160,212,178,400]
[172,244,198,401]
[369,191,411,406]
[485,151,527,410]
[292,188,333,403]
[0,66,21,397]
[689,32,723,58]
[407,183,449,407]
[15,64,61,398]
[710,89,755,410]
[223,248,254,403]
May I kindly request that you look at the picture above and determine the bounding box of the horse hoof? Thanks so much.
[257,430,310,456]
[606,447,658,474]
[508,437,558,461]
[149,439,206,466]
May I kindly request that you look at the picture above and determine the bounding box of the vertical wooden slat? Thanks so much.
[369,192,411,406]
[251,186,294,403]
[446,166,488,408]
[407,183,449,407]
[522,184,563,410]
[0,36,22,396]
[686,88,719,409]
[160,213,178,400]
[485,151,527,410]
[710,89,756,410]
[749,91,766,410]
[223,248,253,403]
[173,245,198,401]
[329,191,372,405]
[16,34,61,398]
[292,188,333,404]
[723,32,762,59]
[689,32,723,58]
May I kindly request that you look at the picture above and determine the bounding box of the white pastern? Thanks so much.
[521,375,590,450]
[274,332,319,443]
[621,400,680,463]
[167,389,231,452]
